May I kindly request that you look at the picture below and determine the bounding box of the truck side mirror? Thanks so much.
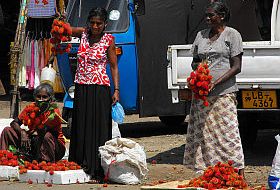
[134,0,145,16]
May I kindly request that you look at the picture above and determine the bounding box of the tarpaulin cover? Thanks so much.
[136,0,190,117]
[135,0,262,117]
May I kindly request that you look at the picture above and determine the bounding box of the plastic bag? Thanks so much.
[268,135,280,189]
[112,102,125,124]
[99,138,148,185]
[112,120,121,139]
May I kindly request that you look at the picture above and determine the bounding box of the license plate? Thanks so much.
[242,90,277,108]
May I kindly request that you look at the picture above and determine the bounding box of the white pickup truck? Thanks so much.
[167,0,280,146]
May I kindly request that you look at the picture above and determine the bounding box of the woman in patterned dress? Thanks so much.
[68,7,120,182]
[183,1,245,177]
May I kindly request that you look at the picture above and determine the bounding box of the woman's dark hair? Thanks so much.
[33,82,55,101]
[206,1,230,22]
[87,7,108,24]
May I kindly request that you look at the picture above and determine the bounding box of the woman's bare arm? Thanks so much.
[71,27,85,38]
[108,38,120,104]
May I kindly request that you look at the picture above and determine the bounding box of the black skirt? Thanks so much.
[69,83,112,178]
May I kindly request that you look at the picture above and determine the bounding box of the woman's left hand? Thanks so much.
[112,90,120,105]
[208,82,216,92]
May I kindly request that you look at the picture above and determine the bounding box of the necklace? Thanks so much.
[209,31,221,42]
[209,26,225,42]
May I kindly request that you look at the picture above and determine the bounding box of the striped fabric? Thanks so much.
[183,93,244,172]
[27,0,56,18]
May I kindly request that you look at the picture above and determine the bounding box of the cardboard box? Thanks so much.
[19,169,90,184]
[141,180,204,190]
[0,166,19,180]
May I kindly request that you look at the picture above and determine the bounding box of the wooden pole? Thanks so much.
[58,0,66,15]
[9,0,28,118]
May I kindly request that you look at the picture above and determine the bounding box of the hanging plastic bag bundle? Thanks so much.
[112,102,125,124]
[268,134,280,189]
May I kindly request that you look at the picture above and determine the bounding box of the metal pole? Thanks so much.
[10,0,28,118]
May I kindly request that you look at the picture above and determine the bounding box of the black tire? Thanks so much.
[238,112,259,150]
[159,115,186,126]
[62,107,72,139]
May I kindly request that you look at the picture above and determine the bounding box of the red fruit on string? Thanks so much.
[151,160,157,165]
[228,160,234,166]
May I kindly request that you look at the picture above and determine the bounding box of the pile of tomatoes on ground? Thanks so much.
[178,161,248,189]
[0,150,19,167]
[0,149,84,186]
[19,159,82,175]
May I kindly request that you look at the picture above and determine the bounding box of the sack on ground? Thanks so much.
[99,138,148,184]
[112,120,121,139]
[268,134,280,189]
[112,102,125,124]
[0,119,13,136]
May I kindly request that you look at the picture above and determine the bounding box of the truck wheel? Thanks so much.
[238,113,258,150]
[159,115,186,126]
[62,107,72,139]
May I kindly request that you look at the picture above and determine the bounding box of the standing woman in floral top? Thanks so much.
[68,7,120,182]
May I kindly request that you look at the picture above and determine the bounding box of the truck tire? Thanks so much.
[159,115,186,126]
[238,112,258,150]
[62,107,72,139]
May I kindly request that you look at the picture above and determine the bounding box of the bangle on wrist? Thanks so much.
[114,88,119,91]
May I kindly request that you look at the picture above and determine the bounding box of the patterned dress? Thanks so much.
[183,27,244,172]
[184,94,244,172]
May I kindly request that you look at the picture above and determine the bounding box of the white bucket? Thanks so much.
[40,64,56,86]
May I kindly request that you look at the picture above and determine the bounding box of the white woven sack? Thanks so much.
[99,138,148,184]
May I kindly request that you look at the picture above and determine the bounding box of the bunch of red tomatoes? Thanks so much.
[187,61,213,106]
[50,19,72,54]
[19,104,44,130]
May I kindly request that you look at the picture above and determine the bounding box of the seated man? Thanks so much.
[0,83,65,162]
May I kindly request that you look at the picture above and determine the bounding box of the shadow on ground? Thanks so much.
[121,120,278,167]
[119,121,188,138]
[146,145,185,165]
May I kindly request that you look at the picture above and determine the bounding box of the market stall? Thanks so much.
[9,0,65,118]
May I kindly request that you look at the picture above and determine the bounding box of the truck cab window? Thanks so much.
[66,0,129,33]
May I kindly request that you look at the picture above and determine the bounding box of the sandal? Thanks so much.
[88,179,100,184]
